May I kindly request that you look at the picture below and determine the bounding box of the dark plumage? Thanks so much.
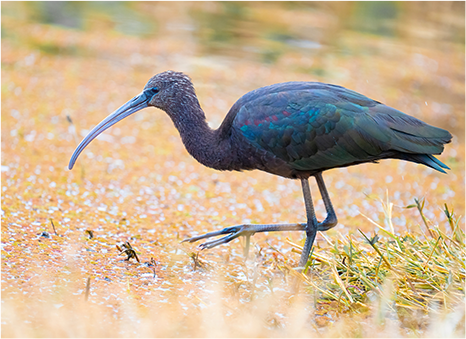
[69,71,452,268]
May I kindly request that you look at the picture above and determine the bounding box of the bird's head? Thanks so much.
[144,71,195,110]
[68,71,194,170]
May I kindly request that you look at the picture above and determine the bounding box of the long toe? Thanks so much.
[198,233,239,249]
[182,226,243,244]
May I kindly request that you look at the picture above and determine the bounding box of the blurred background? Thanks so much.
[2,1,464,131]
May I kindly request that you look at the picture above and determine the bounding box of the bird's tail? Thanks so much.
[370,106,452,173]
[396,153,450,173]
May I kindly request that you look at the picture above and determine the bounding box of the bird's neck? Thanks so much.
[165,100,231,170]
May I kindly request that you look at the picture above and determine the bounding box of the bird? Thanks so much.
[69,70,452,268]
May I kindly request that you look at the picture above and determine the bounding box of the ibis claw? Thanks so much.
[182,225,254,250]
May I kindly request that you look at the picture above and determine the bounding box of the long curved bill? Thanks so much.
[68,92,150,170]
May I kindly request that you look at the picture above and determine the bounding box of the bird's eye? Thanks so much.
[149,87,159,95]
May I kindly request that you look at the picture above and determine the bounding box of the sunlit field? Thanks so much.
[2,2,465,337]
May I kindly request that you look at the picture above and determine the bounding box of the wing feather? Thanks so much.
[229,82,451,173]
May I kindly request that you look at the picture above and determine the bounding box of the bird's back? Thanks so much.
[218,81,451,178]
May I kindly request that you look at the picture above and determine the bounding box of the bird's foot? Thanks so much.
[182,222,308,252]
[182,225,256,250]
[181,219,336,260]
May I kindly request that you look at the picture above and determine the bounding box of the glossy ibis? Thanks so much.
[69,71,452,268]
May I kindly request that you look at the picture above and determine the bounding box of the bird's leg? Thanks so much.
[297,174,338,267]
[315,172,338,231]
[297,178,318,268]
[182,173,338,259]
